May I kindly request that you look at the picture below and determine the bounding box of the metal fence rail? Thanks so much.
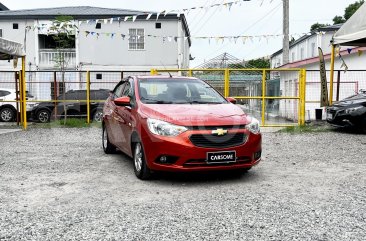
[151,68,306,127]
[2,69,366,129]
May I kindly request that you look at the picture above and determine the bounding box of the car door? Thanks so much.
[113,78,136,156]
[106,81,127,148]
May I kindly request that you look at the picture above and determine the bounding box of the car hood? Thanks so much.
[140,103,251,126]
[332,94,366,107]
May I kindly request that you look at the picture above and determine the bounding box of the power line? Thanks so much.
[200,2,281,61]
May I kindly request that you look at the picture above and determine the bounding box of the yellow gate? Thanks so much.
[151,68,306,127]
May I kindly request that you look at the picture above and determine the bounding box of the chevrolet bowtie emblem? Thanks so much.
[212,128,228,136]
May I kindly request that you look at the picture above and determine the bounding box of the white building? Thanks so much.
[270,24,366,120]
[0,6,191,100]
[0,6,191,71]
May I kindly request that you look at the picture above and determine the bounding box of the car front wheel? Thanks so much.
[0,107,15,122]
[133,142,152,180]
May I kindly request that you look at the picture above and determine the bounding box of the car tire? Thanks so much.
[243,167,252,172]
[360,117,366,133]
[93,109,103,122]
[0,107,15,122]
[102,124,116,154]
[37,110,51,123]
[133,142,152,180]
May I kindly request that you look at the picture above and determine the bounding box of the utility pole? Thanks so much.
[282,0,289,65]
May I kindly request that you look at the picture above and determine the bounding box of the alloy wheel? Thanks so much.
[134,143,143,173]
[0,108,14,122]
[38,111,50,123]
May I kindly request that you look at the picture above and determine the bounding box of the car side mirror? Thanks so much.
[226,97,237,104]
[114,96,131,106]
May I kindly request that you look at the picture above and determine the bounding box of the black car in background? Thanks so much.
[326,90,366,133]
[31,89,109,123]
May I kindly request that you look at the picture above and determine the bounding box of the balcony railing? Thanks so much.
[39,49,76,69]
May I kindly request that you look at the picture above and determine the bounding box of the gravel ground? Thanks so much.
[0,128,365,241]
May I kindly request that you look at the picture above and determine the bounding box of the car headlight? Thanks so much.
[147,118,187,136]
[345,105,363,114]
[246,117,260,134]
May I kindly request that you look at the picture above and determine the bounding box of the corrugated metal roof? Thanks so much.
[0,6,149,18]
[0,6,191,46]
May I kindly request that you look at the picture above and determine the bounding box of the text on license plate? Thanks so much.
[206,151,236,163]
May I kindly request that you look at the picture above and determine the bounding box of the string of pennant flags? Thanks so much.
[78,0,255,24]
[335,46,364,73]
[81,31,329,44]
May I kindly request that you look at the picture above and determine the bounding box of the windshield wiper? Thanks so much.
[143,98,173,104]
[189,100,224,104]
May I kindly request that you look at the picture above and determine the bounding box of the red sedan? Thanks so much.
[102,76,262,180]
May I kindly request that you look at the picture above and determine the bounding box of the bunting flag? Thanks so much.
[347,48,352,54]
[358,50,363,56]
[72,0,258,26]
[338,54,349,73]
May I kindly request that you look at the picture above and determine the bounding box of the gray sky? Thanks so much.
[1,0,357,66]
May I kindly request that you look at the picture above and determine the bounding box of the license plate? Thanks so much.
[327,113,333,119]
[207,151,236,164]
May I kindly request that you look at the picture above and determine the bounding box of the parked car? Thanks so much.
[102,76,262,180]
[0,88,35,122]
[326,90,366,133]
[31,89,109,123]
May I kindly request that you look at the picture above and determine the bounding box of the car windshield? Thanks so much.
[138,78,227,104]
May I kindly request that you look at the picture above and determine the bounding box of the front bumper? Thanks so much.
[141,128,262,172]
[326,106,366,127]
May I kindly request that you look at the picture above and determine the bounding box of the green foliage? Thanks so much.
[50,16,77,68]
[245,58,270,68]
[228,63,245,69]
[277,124,332,134]
[333,15,345,24]
[310,23,330,32]
[310,0,364,31]
[30,118,102,128]
[344,0,364,20]
[289,37,296,45]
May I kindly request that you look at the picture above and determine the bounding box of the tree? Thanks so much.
[49,16,77,124]
[245,58,270,69]
[310,0,365,31]
[344,0,364,20]
[289,37,296,45]
[333,15,345,24]
[310,23,330,32]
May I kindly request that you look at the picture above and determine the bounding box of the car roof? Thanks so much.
[0,88,16,92]
[135,75,198,81]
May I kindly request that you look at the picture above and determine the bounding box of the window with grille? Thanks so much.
[129,28,145,50]
[50,81,65,100]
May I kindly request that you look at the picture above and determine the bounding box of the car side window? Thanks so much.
[122,82,131,97]
[113,82,126,98]
[0,90,10,97]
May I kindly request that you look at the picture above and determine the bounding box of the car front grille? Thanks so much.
[187,125,246,130]
[189,133,247,148]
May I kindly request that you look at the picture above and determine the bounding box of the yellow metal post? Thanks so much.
[298,69,306,126]
[18,70,23,125]
[224,69,230,97]
[150,69,158,75]
[329,45,335,105]
[188,69,193,77]
[21,56,27,130]
[261,70,266,126]
[86,71,91,124]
